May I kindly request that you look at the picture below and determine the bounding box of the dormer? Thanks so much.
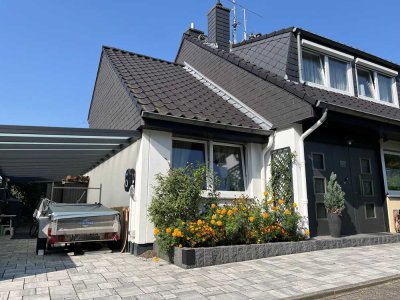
[298,38,399,107]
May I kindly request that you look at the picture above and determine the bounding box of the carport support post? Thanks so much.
[99,184,102,204]
[50,182,54,201]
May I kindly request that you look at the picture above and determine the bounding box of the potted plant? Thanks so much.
[323,172,345,237]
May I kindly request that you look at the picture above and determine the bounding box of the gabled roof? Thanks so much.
[181,31,400,126]
[102,46,271,131]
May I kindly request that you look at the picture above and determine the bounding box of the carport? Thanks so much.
[0,124,141,182]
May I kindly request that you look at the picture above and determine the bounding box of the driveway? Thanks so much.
[1,237,400,299]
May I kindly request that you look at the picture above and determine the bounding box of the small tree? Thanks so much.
[324,172,345,215]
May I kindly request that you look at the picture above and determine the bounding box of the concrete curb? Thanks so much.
[288,274,400,300]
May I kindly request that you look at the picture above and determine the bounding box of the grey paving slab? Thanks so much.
[2,236,400,299]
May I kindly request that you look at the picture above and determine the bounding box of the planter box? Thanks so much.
[155,233,400,269]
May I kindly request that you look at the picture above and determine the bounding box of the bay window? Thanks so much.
[301,39,354,95]
[171,138,246,193]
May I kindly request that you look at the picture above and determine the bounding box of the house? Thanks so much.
[85,2,400,254]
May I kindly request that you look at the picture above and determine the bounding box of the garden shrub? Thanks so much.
[150,165,308,254]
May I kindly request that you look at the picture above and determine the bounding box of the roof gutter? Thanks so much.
[141,111,272,136]
[298,107,328,229]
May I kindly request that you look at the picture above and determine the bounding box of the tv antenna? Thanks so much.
[225,0,263,43]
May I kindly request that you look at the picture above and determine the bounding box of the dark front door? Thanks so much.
[305,142,386,236]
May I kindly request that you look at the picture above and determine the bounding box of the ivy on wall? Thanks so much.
[269,147,296,202]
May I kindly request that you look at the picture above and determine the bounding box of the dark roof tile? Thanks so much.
[103,46,265,129]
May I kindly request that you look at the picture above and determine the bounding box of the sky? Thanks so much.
[0,0,399,128]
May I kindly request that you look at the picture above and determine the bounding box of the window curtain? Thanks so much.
[171,140,205,169]
[384,153,400,191]
[378,74,393,102]
[357,69,374,98]
[302,52,324,85]
[329,58,348,91]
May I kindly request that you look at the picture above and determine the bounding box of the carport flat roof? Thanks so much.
[0,124,141,182]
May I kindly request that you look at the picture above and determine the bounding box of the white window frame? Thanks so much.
[210,141,247,198]
[380,149,400,197]
[300,40,355,96]
[355,60,399,107]
[171,138,247,198]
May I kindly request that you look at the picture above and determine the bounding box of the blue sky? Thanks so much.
[1,0,399,127]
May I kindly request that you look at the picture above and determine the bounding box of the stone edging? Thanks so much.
[156,234,400,268]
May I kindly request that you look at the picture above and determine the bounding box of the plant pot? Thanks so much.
[328,213,342,238]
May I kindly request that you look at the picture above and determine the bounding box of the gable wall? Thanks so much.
[176,39,314,129]
[88,55,142,130]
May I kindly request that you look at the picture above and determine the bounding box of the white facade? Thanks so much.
[86,128,301,246]
[265,124,305,216]
[85,140,140,208]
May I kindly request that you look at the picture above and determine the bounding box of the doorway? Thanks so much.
[305,142,386,236]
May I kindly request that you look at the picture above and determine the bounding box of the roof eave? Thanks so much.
[141,111,272,136]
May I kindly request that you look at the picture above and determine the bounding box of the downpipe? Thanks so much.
[261,131,276,195]
[298,108,328,228]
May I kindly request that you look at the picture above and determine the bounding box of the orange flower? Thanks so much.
[272,206,278,212]
[249,216,255,223]
[211,214,216,220]
[219,214,224,218]
[211,219,216,225]
[233,207,238,212]
[197,219,203,225]
[211,203,217,209]
[263,191,269,197]
[292,203,298,208]
[305,229,310,236]
[242,207,247,211]
[278,199,285,205]
[227,209,233,216]
[262,212,269,219]
[166,227,172,234]
[284,209,290,215]
[216,220,223,227]
[153,228,160,235]
[221,208,227,215]
[216,209,221,214]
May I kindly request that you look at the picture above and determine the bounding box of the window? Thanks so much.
[365,203,376,219]
[172,139,246,193]
[303,51,324,85]
[360,158,371,174]
[312,153,325,170]
[301,41,353,94]
[314,177,326,194]
[212,144,245,191]
[356,58,398,105]
[384,152,400,192]
[378,74,394,102]
[357,69,374,98]
[361,180,374,196]
[172,140,205,169]
[316,202,327,219]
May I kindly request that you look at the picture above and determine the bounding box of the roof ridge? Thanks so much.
[102,45,184,67]
[232,27,295,48]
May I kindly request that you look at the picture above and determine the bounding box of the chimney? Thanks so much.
[208,1,230,51]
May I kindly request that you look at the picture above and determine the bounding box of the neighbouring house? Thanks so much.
[85,2,400,254]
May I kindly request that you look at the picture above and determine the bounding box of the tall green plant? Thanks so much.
[324,172,345,215]
[148,164,212,231]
